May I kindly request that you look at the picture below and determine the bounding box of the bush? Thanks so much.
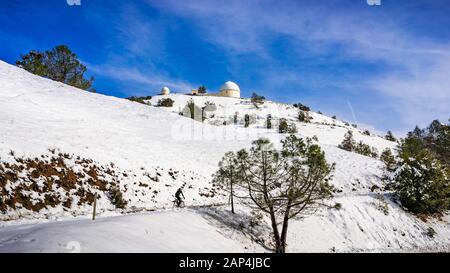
[354,141,378,158]
[127,96,152,105]
[363,130,371,136]
[157,98,174,107]
[293,103,310,112]
[244,114,250,128]
[426,227,436,238]
[251,92,265,105]
[266,114,272,129]
[338,130,356,151]
[278,118,289,133]
[109,186,128,209]
[385,130,397,142]
[198,85,207,94]
[332,115,337,120]
[298,111,312,123]
[391,136,450,214]
[380,148,396,172]
[234,112,238,125]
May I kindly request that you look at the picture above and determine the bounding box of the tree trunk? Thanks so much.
[230,181,235,214]
[279,204,291,253]
[268,208,282,253]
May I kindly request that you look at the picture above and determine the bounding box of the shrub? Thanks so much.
[391,136,450,214]
[127,96,152,105]
[363,130,371,136]
[266,114,272,129]
[278,118,289,133]
[293,103,310,112]
[108,186,128,209]
[334,203,342,210]
[332,115,337,120]
[157,98,174,107]
[380,148,396,172]
[385,130,397,142]
[426,227,436,238]
[198,85,207,94]
[338,130,356,151]
[244,114,250,128]
[298,111,312,123]
[251,92,265,105]
[354,141,378,158]
[234,112,238,125]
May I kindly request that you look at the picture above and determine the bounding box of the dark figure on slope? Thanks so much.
[175,188,185,207]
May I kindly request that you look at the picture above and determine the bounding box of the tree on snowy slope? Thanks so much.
[338,130,356,152]
[17,45,95,91]
[212,152,241,214]
[390,135,450,214]
[229,135,334,253]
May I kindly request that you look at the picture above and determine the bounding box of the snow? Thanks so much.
[0,60,449,252]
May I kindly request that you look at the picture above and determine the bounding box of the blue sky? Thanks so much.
[1,0,449,135]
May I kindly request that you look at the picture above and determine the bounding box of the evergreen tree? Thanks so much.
[16,45,95,91]
[385,130,397,142]
[392,137,449,214]
[266,114,272,129]
[380,148,396,172]
[298,111,311,123]
[338,130,356,151]
[251,92,265,105]
[278,118,289,133]
[234,112,238,125]
[229,135,334,253]
[244,114,250,128]
[212,152,240,214]
[198,85,207,94]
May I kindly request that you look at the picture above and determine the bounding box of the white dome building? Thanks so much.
[160,86,170,95]
[219,81,240,98]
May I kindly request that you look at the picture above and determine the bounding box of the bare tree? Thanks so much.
[233,135,335,253]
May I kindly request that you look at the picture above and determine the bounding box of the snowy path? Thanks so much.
[0,209,264,253]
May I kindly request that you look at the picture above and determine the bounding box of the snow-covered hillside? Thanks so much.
[1,60,449,252]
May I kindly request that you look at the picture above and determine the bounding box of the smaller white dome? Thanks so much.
[220,81,240,92]
[161,86,170,94]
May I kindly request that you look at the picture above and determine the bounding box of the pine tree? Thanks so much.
[385,130,397,142]
[212,152,240,214]
[198,85,207,94]
[228,135,334,253]
[266,114,272,129]
[17,45,95,91]
[338,130,356,151]
[244,114,250,128]
[298,111,311,123]
[380,148,396,172]
[278,118,289,133]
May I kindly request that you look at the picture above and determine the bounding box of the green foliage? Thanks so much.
[127,96,152,105]
[391,135,450,214]
[354,141,378,158]
[298,111,312,123]
[293,103,310,112]
[251,92,265,105]
[16,45,95,91]
[426,227,436,238]
[380,148,396,172]
[266,114,272,129]
[157,98,174,107]
[338,130,356,151]
[108,186,128,209]
[278,118,289,133]
[219,135,334,252]
[198,85,207,94]
[385,130,397,142]
[244,114,250,128]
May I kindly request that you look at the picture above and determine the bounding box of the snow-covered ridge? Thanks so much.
[1,60,449,252]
